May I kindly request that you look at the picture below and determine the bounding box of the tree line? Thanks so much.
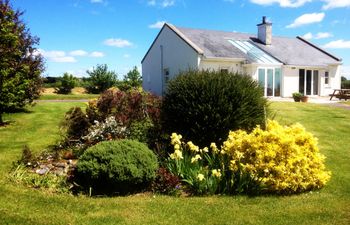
[48,65,142,94]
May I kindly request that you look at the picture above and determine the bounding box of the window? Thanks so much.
[325,71,329,85]
[164,68,170,84]
[228,40,280,64]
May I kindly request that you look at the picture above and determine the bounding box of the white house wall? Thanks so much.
[322,65,341,96]
[282,65,341,97]
[142,26,199,95]
[282,67,299,97]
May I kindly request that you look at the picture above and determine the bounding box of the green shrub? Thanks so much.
[162,70,267,147]
[85,64,118,94]
[129,118,154,143]
[75,140,158,195]
[55,73,76,94]
[341,80,350,89]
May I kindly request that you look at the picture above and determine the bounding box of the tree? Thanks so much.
[124,66,142,88]
[55,73,76,94]
[0,0,44,124]
[117,66,142,91]
[341,76,347,82]
[85,64,117,94]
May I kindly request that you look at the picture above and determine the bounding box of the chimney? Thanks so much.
[257,16,272,45]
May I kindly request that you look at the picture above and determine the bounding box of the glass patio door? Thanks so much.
[299,69,319,96]
[258,68,281,97]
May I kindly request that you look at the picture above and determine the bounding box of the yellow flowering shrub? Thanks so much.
[224,120,331,194]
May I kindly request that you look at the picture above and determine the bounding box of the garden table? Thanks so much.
[329,89,350,100]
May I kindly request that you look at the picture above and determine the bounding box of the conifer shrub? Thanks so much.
[75,140,158,195]
[162,70,267,147]
[62,107,90,140]
[55,73,76,94]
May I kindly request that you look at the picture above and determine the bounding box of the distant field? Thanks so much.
[39,87,99,100]
[41,87,87,95]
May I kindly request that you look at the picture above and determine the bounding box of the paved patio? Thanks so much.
[268,96,346,104]
[268,96,350,110]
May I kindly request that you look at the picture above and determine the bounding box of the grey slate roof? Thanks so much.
[176,26,341,67]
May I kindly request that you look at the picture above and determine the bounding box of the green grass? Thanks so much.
[39,94,99,100]
[0,102,349,225]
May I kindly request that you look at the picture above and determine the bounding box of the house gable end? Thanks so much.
[141,23,203,64]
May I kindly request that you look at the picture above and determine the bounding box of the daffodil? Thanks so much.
[212,169,222,178]
[197,173,205,181]
[170,149,183,160]
[191,154,202,163]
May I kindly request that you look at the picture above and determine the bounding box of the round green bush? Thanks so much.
[162,70,267,147]
[75,140,158,195]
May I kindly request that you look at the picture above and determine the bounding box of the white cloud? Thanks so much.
[69,50,88,56]
[147,0,175,8]
[36,49,77,63]
[286,13,325,28]
[66,69,88,78]
[104,38,133,47]
[51,56,77,63]
[90,51,105,57]
[162,0,175,7]
[123,54,131,58]
[149,20,166,29]
[322,0,350,10]
[301,32,333,40]
[250,0,312,8]
[315,32,333,39]
[42,50,65,58]
[302,32,313,39]
[322,39,350,49]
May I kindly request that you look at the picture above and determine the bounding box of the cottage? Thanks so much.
[142,17,342,97]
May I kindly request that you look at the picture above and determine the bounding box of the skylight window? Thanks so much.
[228,40,280,64]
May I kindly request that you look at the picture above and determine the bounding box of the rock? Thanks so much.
[36,167,49,175]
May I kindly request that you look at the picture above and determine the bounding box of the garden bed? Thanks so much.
[0,102,349,224]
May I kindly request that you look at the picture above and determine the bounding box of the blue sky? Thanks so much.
[12,0,350,79]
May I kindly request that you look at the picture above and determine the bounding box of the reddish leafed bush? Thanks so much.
[92,88,161,126]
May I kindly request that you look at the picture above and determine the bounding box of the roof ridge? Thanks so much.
[175,25,300,40]
[296,36,342,62]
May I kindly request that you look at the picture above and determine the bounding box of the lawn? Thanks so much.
[0,102,349,225]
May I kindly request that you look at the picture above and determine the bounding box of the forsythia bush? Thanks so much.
[167,120,331,195]
[224,120,331,194]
